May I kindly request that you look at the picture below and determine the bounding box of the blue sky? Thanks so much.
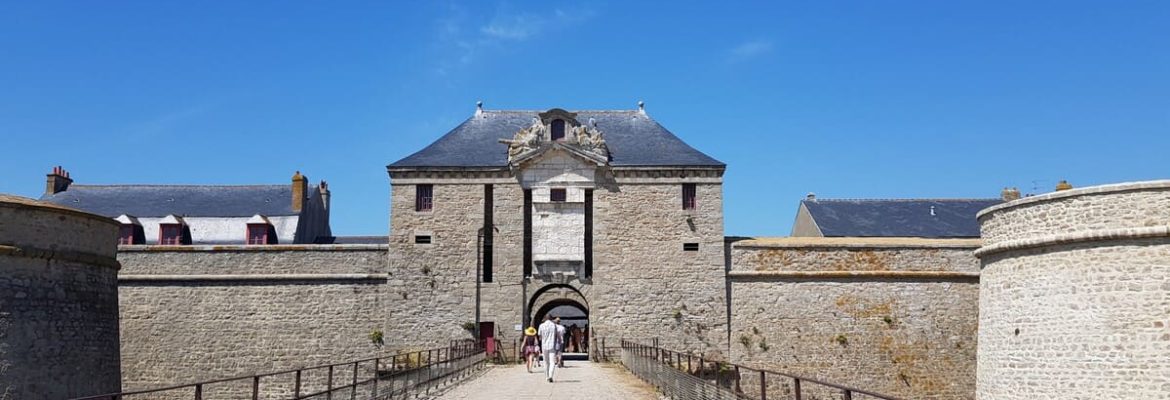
[1,2,1167,236]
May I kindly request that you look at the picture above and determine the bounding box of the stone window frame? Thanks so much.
[415,184,434,212]
[550,188,567,202]
[682,183,698,211]
[413,230,435,246]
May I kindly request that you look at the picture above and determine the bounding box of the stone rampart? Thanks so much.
[116,244,389,397]
[0,195,122,400]
[975,180,1170,399]
[729,237,981,400]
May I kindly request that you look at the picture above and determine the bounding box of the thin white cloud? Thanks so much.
[430,4,596,75]
[729,39,773,62]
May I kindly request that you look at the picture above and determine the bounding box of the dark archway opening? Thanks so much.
[529,298,590,359]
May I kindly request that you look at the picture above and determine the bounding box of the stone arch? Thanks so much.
[526,283,588,328]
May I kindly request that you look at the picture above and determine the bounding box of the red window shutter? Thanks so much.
[683,184,697,210]
[118,225,134,245]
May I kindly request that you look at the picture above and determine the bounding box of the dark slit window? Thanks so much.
[551,119,565,141]
[415,235,432,244]
[683,243,699,252]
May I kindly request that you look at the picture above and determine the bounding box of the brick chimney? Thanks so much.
[1001,187,1021,202]
[1055,180,1073,191]
[45,166,73,196]
[291,171,307,213]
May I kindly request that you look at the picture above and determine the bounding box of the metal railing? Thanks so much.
[621,340,901,400]
[72,340,488,400]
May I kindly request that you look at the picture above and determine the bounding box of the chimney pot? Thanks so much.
[45,166,73,196]
[1001,187,1021,202]
[806,192,816,201]
[1055,180,1073,191]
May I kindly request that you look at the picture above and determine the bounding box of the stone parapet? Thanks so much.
[977,179,1170,246]
[976,179,1170,399]
[0,195,122,400]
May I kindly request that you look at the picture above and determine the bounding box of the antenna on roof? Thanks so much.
[637,100,645,115]
[475,100,484,117]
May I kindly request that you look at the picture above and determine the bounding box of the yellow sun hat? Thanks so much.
[525,327,537,336]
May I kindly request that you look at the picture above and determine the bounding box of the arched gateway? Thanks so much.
[385,105,728,358]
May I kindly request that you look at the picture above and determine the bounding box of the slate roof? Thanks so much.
[388,110,724,169]
[38,185,310,218]
[315,235,388,244]
[801,199,1002,238]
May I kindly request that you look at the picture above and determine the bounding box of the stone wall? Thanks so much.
[116,245,388,397]
[729,237,981,400]
[385,169,727,357]
[0,195,122,400]
[975,180,1170,399]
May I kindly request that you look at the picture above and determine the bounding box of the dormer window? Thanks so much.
[551,119,566,141]
[246,215,277,245]
[158,215,189,245]
[114,214,145,245]
[159,225,184,245]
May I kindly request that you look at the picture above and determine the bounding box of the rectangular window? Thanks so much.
[415,184,434,212]
[682,183,697,210]
[683,243,699,252]
[414,235,432,244]
[247,224,269,245]
[550,188,567,202]
[118,225,135,245]
[159,224,183,245]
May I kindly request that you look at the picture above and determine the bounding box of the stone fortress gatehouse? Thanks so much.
[385,103,728,355]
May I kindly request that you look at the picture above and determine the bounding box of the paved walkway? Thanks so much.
[433,360,661,400]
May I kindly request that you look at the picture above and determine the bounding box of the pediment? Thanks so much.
[498,109,610,169]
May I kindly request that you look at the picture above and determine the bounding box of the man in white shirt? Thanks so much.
[537,315,562,382]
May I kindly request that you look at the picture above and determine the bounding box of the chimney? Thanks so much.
[1055,180,1073,191]
[319,180,330,212]
[291,171,307,213]
[45,166,73,196]
[806,192,816,201]
[1001,187,1021,202]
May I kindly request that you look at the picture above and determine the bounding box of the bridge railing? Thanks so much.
[71,340,488,400]
[620,340,902,400]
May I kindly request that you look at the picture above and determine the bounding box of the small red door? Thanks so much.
[478,322,496,354]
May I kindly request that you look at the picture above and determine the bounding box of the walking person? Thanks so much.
[555,317,567,367]
[538,315,562,382]
[522,325,540,373]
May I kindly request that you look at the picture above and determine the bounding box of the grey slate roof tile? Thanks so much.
[803,199,1002,238]
[38,185,309,218]
[388,110,724,168]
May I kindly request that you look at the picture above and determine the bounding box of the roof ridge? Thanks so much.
[480,109,639,114]
[805,198,1001,202]
[70,184,289,189]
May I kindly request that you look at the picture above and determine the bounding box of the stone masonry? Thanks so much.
[975,180,1170,399]
[0,195,122,400]
[386,169,728,357]
[729,237,981,400]
[116,245,388,398]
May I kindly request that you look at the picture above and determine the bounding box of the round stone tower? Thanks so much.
[974,180,1170,399]
[0,195,121,399]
